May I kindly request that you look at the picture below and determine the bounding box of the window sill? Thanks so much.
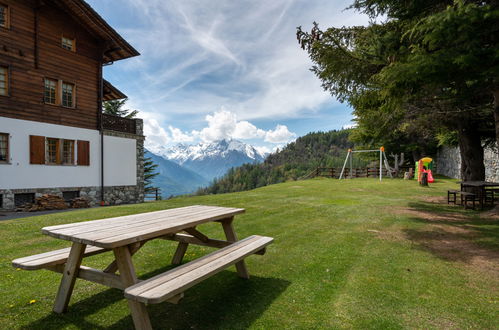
[0,161,11,165]
[44,102,75,109]
[32,163,78,166]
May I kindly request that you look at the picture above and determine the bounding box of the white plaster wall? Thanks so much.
[0,117,137,189]
[103,135,136,186]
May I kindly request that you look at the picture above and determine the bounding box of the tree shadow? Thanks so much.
[400,201,499,265]
[22,267,290,330]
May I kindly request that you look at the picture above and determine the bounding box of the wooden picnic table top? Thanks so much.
[457,181,499,187]
[42,205,245,249]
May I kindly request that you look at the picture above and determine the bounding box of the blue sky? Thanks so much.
[87,0,369,153]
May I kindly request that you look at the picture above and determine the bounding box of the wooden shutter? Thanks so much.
[55,139,62,164]
[77,140,89,166]
[29,135,45,164]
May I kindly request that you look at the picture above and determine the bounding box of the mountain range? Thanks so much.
[147,139,267,197]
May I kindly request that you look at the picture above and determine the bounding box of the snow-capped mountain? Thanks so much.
[152,139,267,181]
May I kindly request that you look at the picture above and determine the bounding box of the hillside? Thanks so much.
[145,150,209,197]
[2,178,497,329]
[198,129,358,194]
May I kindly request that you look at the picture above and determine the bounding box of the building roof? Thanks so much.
[103,79,127,101]
[50,0,140,63]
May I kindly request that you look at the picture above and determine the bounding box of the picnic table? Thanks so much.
[12,205,273,330]
[458,181,499,209]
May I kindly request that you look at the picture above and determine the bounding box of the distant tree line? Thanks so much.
[197,129,362,195]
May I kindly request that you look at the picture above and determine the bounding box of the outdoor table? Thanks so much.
[458,181,499,209]
[36,205,248,326]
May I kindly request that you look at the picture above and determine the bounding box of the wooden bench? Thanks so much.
[447,190,460,204]
[125,235,273,305]
[460,192,476,210]
[12,245,108,270]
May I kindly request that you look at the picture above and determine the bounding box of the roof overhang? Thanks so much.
[49,0,140,63]
[103,79,127,101]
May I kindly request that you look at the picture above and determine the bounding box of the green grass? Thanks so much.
[1,178,498,329]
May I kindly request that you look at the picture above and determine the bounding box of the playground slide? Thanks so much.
[426,169,434,183]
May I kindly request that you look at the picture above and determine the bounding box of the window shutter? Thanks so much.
[77,140,89,166]
[55,139,62,164]
[30,135,45,164]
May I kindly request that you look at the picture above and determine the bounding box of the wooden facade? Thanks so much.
[0,0,139,130]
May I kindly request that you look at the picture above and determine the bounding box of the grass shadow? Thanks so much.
[401,201,499,265]
[21,266,290,330]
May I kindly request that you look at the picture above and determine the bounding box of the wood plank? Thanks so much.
[125,235,274,304]
[171,242,189,265]
[51,207,232,244]
[48,205,215,235]
[43,205,207,232]
[42,206,246,248]
[183,227,209,243]
[58,206,235,235]
[124,236,264,297]
[221,217,250,279]
[96,210,244,248]
[104,241,145,274]
[113,245,152,330]
[162,233,232,249]
[47,264,129,290]
[12,245,107,270]
[53,242,86,313]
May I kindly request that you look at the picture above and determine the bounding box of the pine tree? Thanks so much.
[103,99,139,118]
[144,156,159,192]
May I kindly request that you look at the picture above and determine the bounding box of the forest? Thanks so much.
[197,129,372,195]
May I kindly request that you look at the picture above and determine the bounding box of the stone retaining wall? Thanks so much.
[436,144,499,181]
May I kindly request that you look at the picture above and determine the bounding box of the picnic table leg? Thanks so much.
[171,242,189,265]
[114,245,152,330]
[104,242,144,273]
[221,217,250,279]
[53,242,86,313]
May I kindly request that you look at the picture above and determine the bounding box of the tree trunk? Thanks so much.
[493,89,499,148]
[458,123,485,181]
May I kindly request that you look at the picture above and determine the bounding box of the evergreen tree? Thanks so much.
[297,0,498,180]
[144,156,159,191]
[103,99,139,118]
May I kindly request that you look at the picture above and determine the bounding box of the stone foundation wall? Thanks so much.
[0,185,142,210]
[436,144,499,181]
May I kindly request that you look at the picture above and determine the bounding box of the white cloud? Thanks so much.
[93,0,369,126]
[233,121,266,140]
[143,109,296,150]
[169,126,194,143]
[143,117,171,153]
[264,124,296,143]
[198,110,237,142]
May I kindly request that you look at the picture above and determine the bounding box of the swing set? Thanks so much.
[339,147,393,181]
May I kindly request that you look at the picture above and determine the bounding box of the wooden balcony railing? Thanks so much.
[102,113,136,134]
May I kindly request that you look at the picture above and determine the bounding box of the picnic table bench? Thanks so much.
[12,205,273,330]
[456,181,499,209]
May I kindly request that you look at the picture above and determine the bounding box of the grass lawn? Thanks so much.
[1,178,498,329]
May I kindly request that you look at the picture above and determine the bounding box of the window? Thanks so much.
[0,133,8,163]
[62,82,74,107]
[44,79,57,104]
[14,193,35,207]
[30,136,84,165]
[61,36,75,51]
[46,138,59,164]
[44,79,76,107]
[0,4,9,28]
[62,139,74,164]
[0,66,8,96]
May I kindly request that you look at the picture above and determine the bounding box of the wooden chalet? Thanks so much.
[0,0,144,210]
